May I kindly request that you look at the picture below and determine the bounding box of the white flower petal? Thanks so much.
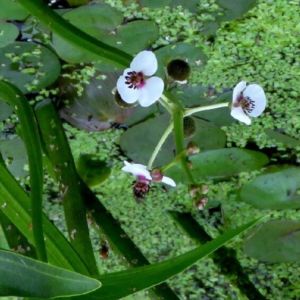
[231,106,251,125]
[232,81,247,103]
[161,176,176,187]
[243,84,267,117]
[117,74,140,104]
[138,77,164,107]
[130,51,158,76]
[122,161,152,180]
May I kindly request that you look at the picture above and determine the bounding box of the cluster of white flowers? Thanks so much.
[117,50,268,195]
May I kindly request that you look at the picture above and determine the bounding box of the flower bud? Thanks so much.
[167,59,191,82]
[151,169,163,182]
[186,141,200,156]
[183,117,196,137]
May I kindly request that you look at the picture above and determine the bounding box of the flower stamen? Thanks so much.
[234,93,256,114]
[125,71,145,89]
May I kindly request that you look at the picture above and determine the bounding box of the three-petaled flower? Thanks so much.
[122,161,176,187]
[117,51,164,107]
[231,81,267,125]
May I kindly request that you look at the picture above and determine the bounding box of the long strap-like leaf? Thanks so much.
[0,81,46,261]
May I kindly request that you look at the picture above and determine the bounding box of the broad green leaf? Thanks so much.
[18,0,131,68]
[0,156,90,274]
[0,250,101,297]
[0,42,61,93]
[0,0,29,20]
[265,129,300,148]
[165,148,269,182]
[155,43,207,78]
[0,137,28,178]
[67,0,91,6]
[0,22,19,48]
[244,220,300,263]
[0,102,13,122]
[217,0,257,21]
[53,4,158,64]
[77,154,111,187]
[240,167,300,210]
[76,218,261,300]
[120,114,226,167]
[60,70,157,131]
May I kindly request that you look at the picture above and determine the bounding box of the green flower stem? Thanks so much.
[0,81,47,262]
[17,0,131,68]
[147,123,173,170]
[172,107,196,184]
[184,102,229,117]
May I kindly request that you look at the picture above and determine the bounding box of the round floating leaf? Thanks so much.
[120,114,226,167]
[240,167,300,210]
[265,129,300,149]
[77,154,111,187]
[0,42,61,93]
[59,70,156,131]
[244,220,300,263]
[165,148,269,182]
[53,4,158,65]
[52,3,123,63]
[0,102,13,122]
[155,43,206,78]
[0,22,19,48]
[0,137,28,178]
[0,0,29,21]
[217,0,257,21]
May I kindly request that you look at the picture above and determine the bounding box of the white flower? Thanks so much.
[117,51,164,107]
[231,81,267,125]
[122,161,176,187]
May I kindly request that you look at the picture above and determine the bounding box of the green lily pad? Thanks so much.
[240,167,300,210]
[244,220,300,263]
[0,42,61,93]
[0,137,28,178]
[0,0,29,21]
[0,22,19,48]
[120,114,226,167]
[52,4,158,65]
[155,43,207,79]
[77,154,111,187]
[59,70,157,131]
[165,148,269,182]
[265,129,300,149]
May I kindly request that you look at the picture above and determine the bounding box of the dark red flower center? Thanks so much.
[234,93,255,114]
[125,71,145,89]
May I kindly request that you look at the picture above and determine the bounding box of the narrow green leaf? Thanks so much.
[0,155,90,274]
[77,218,261,300]
[37,99,178,299]
[17,0,131,67]
[0,250,101,297]
[0,81,46,261]
[35,100,99,276]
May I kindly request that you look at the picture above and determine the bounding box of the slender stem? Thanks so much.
[172,108,196,184]
[148,123,173,169]
[184,102,229,117]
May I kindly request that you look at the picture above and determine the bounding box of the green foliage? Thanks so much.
[244,220,300,263]
[240,167,300,210]
[0,250,101,297]
[0,0,29,20]
[166,148,268,182]
[0,42,61,93]
[0,22,19,48]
